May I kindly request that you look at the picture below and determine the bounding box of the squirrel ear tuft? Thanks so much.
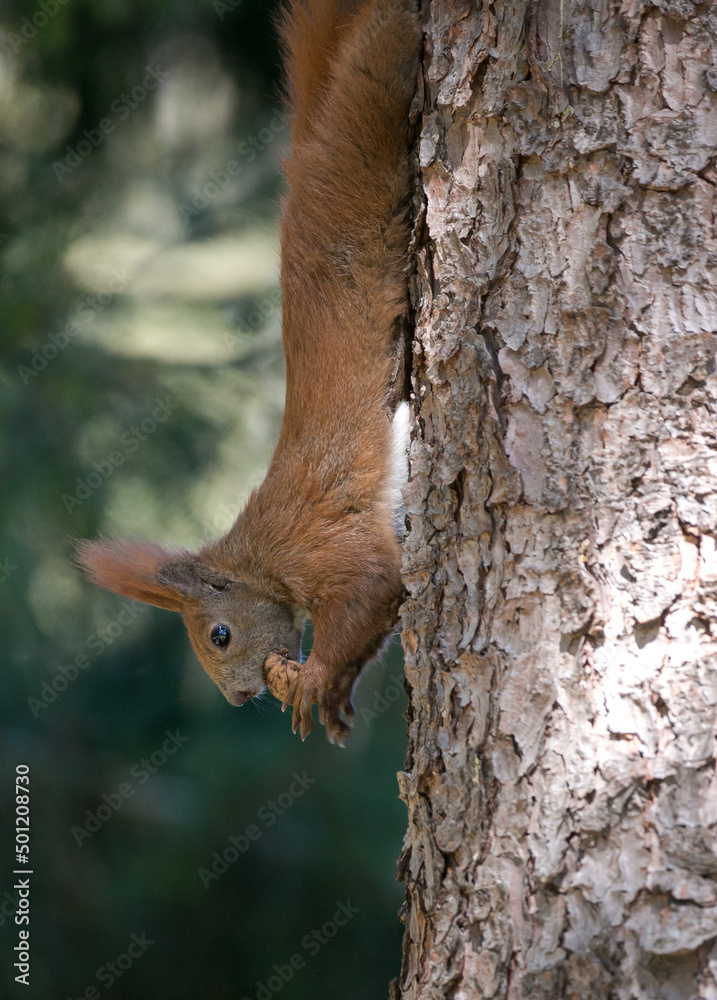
[74,538,202,612]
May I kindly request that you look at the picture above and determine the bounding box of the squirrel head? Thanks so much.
[75,539,302,705]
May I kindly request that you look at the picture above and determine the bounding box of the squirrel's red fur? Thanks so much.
[77,0,421,743]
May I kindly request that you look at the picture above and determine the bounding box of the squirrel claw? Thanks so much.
[286,661,356,743]
[325,713,351,747]
[279,649,359,743]
[322,683,354,745]
[289,682,315,740]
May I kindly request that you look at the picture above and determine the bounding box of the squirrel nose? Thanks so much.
[228,689,255,707]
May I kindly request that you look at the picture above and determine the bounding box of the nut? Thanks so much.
[264,650,302,703]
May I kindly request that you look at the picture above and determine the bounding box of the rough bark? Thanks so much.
[397,1,717,998]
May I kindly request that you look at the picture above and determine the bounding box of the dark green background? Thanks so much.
[0,2,408,996]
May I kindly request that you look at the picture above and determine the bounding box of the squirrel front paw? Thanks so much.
[290,658,354,744]
[320,669,356,743]
[264,650,355,744]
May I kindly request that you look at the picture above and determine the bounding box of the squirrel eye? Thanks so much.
[210,624,231,648]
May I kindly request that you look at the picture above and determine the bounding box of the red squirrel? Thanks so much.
[76,0,421,744]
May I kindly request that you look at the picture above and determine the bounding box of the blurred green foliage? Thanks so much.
[0,2,408,997]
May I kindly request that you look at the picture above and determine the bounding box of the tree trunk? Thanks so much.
[396,1,717,998]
